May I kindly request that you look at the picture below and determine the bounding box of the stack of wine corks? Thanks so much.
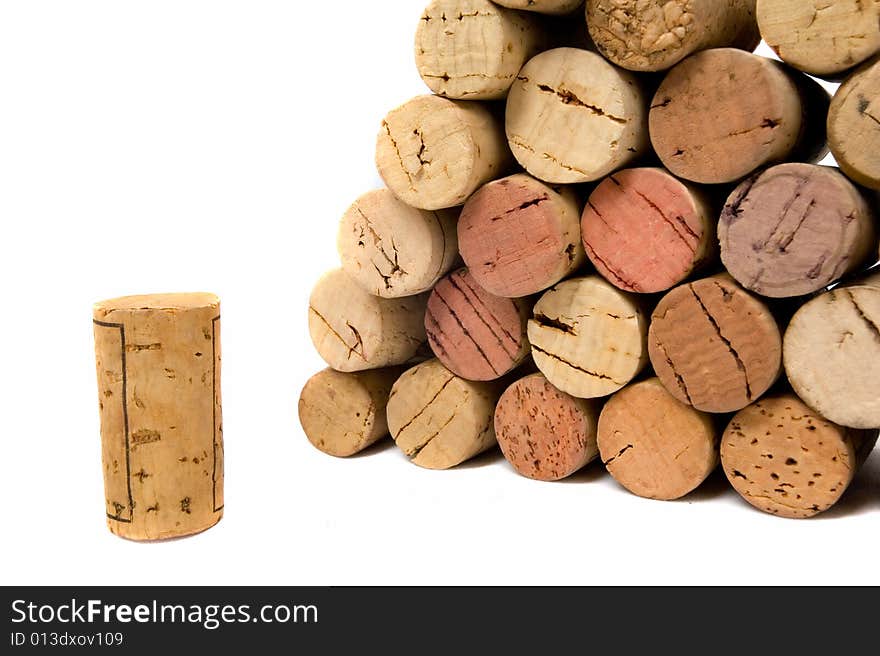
[299,0,880,520]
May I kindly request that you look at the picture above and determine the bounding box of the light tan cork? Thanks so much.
[586,0,760,72]
[299,367,403,457]
[598,378,718,500]
[493,0,584,14]
[528,275,649,399]
[494,372,601,481]
[757,0,880,77]
[308,269,428,373]
[376,94,512,211]
[721,394,877,518]
[337,189,459,298]
[828,56,880,191]
[387,359,500,469]
[784,273,880,429]
[415,0,541,100]
[505,47,648,184]
[93,293,223,541]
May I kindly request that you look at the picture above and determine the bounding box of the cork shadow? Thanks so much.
[346,436,397,459]
[678,468,736,503]
[554,461,607,484]
[454,448,504,470]
[814,452,880,520]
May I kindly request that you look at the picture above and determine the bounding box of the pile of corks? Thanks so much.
[299,0,880,519]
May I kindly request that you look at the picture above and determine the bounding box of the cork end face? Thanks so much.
[94,292,219,317]
[828,58,880,191]
[107,510,223,541]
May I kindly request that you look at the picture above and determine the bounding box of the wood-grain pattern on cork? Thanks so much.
[598,378,718,500]
[493,0,583,14]
[649,275,782,413]
[581,167,715,293]
[93,293,223,540]
[458,173,585,298]
[828,56,880,190]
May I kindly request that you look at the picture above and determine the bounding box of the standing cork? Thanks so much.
[757,0,880,77]
[649,275,782,413]
[586,0,760,72]
[493,0,583,14]
[425,268,531,381]
[93,293,223,541]
[458,173,585,298]
[528,275,648,399]
[309,269,428,373]
[784,274,880,429]
[828,57,880,191]
[337,189,459,298]
[598,378,718,500]
[505,47,648,184]
[494,372,601,481]
[581,167,716,294]
[376,94,511,211]
[387,359,500,469]
[719,163,876,298]
[721,394,877,518]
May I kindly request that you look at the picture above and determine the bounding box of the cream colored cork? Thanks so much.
[528,276,649,399]
[93,293,223,541]
[586,0,760,72]
[493,0,584,14]
[415,0,541,100]
[721,394,876,518]
[298,367,403,457]
[387,359,500,469]
[308,269,428,373]
[505,47,648,184]
[337,189,459,298]
[757,0,880,77]
[828,56,880,191]
[376,94,512,211]
[598,378,718,500]
[784,273,880,429]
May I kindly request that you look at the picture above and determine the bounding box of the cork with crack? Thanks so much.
[828,56,880,190]
[493,0,584,14]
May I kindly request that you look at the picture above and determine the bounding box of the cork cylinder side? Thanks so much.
[493,0,584,14]
[828,57,880,190]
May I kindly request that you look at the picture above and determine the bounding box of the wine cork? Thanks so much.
[828,57,880,191]
[415,0,540,100]
[425,268,531,381]
[649,48,807,184]
[309,269,428,373]
[598,378,718,500]
[387,359,500,469]
[376,94,511,211]
[784,274,880,429]
[719,163,876,298]
[757,0,880,77]
[586,0,760,72]
[298,367,403,457]
[528,276,648,399]
[493,0,583,14]
[337,189,459,298]
[649,275,782,413]
[581,167,716,294]
[457,173,585,298]
[505,47,648,184]
[494,372,601,481]
[93,293,223,541]
[721,394,876,518]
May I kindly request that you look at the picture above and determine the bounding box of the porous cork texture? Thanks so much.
[757,0,880,76]
[415,0,541,100]
[376,94,512,211]
[649,275,782,413]
[505,47,648,184]
[587,0,760,72]
[721,394,875,518]
[828,56,880,190]
[387,359,501,469]
[425,268,532,381]
[308,269,428,373]
[719,163,876,298]
[93,293,223,540]
[784,273,880,429]
[598,378,718,500]
[458,173,585,298]
[528,275,648,399]
[493,0,584,14]
[337,189,459,298]
[581,167,715,293]
[494,372,601,481]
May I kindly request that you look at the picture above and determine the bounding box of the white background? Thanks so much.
[1,1,876,586]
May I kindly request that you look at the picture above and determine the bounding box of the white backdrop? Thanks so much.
[1,1,875,586]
